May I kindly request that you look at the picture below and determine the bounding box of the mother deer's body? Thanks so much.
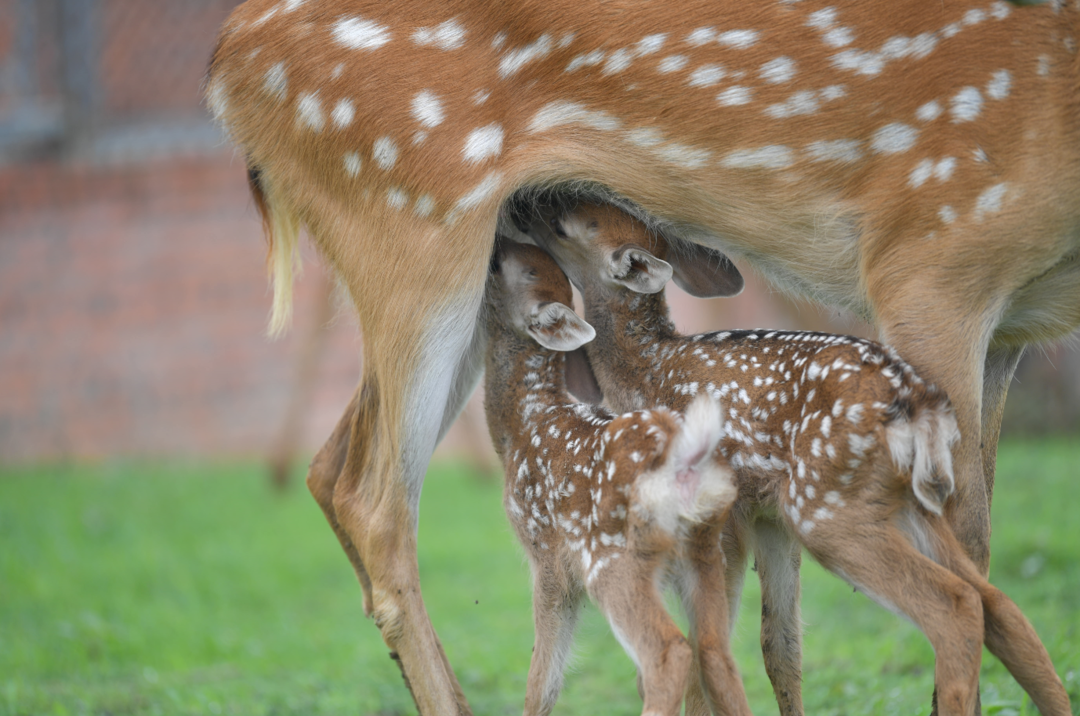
[207,0,1080,712]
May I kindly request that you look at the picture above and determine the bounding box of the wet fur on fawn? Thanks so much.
[527,202,1071,716]
[483,241,751,716]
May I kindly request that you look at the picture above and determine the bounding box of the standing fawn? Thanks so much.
[527,202,1071,716]
[483,241,750,716]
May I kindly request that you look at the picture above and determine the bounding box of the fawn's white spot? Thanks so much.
[723,145,794,169]
[765,90,819,118]
[760,56,797,83]
[938,205,957,224]
[528,102,620,132]
[950,86,983,122]
[603,48,634,75]
[823,27,855,47]
[717,30,759,48]
[264,62,288,99]
[718,86,752,106]
[655,143,712,169]
[974,183,1008,221]
[963,8,986,25]
[871,123,918,154]
[658,55,689,73]
[567,50,605,72]
[331,98,355,129]
[934,157,956,181]
[411,90,445,128]
[414,194,436,217]
[807,7,838,28]
[373,136,398,170]
[636,34,667,55]
[296,93,324,131]
[686,27,716,46]
[986,70,1011,100]
[831,49,884,76]
[462,124,504,163]
[909,158,934,188]
[386,188,408,210]
[343,152,361,177]
[916,100,942,122]
[499,34,552,78]
[688,64,726,87]
[332,17,392,50]
[805,139,862,163]
[412,19,467,50]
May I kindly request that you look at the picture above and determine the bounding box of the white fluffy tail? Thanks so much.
[636,395,736,531]
[249,170,302,339]
[885,402,960,516]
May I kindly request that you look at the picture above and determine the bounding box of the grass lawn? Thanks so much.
[1,439,1077,715]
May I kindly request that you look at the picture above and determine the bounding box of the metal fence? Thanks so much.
[0,0,240,163]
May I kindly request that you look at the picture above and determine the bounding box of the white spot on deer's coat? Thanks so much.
[449,171,503,220]
[831,49,883,76]
[718,86,752,105]
[373,137,398,170]
[963,8,986,25]
[332,17,392,50]
[760,56,796,83]
[1037,55,1051,76]
[717,30,759,48]
[939,205,957,224]
[688,64,725,87]
[765,90,818,118]
[499,34,552,78]
[472,89,490,105]
[658,55,688,73]
[386,188,408,210]
[296,93,324,131]
[974,183,1008,221]
[636,34,667,55]
[916,100,942,122]
[264,62,288,99]
[934,157,956,181]
[343,152,361,177]
[627,127,664,147]
[656,143,711,169]
[986,70,1011,100]
[805,139,862,163]
[990,1,1011,19]
[331,98,355,129]
[411,90,445,127]
[723,145,793,169]
[823,27,854,47]
[871,123,918,154]
[909,158,933,188]
[603,49,634,75]
[529,102,620,132]
[414,194,435,217]
[566,50,605,72]
[807,8,838,28]
[687,27,716,46]
[462,124,504,163]
[412,19,467,50]
[950,86,983,122]
[206,77,229,120]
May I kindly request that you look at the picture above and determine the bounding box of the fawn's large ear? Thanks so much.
[607,245,673,294]
[667,243,745,297]
[528,302,596,352]
[564,347,604,404]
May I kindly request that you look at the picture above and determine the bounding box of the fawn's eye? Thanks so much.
[550,217,568,239]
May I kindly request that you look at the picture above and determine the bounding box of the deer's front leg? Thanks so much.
[523,567,584,716]
[752,519,804,716]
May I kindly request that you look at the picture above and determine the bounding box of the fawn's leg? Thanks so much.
[933,524,1072,716]
[681,540,753,716]
[683,521,750,716]
[752,519,804,716]
[808,523,984,716]
[599,568,694,716]
[523,573,584,716]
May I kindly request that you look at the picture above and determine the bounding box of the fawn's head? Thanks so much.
[487,241,595,352]
[530,202,744,300]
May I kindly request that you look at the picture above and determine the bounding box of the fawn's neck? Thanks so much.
[484,324,570,464]
[581,285,681,411]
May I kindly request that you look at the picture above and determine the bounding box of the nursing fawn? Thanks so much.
[483,241,750,716]
[527,202,1070,716]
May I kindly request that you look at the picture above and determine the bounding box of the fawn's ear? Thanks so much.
[528,302,596,352]
[564,347,604,404]
[607,245,673,294]
[668,243,745,297]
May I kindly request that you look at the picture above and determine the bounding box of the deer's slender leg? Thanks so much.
[752,519,804,716]
[523,572,584,716]
[600,567,694,716]
[680,532,753,716]
[808,526,985,716]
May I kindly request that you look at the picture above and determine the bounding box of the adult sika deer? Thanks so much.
[483,241,746,716]
[527,202,1071,716]
[206,0,1080,709]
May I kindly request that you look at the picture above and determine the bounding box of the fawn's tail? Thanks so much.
[884,396,960,516]
[248,166,301,338]
[636,395,736,530]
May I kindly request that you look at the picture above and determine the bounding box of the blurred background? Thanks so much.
[1,0,1077,476]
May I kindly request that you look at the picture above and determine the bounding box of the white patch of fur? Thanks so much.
[332,17,392,50]
[499,33,552,77]
[411,90,445,128]
[528,102,621,132]
[412,19,467,50]
[462,124,504,163]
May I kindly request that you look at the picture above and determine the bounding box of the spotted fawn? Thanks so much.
[483,241,754,716]
[527,201,1070,716]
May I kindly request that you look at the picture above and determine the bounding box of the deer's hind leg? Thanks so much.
[305,208,496,715]
[751,519,804,716]
[523,564,584,716]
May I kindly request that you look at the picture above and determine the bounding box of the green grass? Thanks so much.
[1,440,1078,715]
